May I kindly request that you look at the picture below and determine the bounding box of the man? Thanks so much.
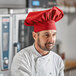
[11,6,64,76]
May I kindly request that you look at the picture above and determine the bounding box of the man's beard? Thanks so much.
[37,37,55,51]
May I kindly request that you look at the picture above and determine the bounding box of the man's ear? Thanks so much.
[32,32,37,40]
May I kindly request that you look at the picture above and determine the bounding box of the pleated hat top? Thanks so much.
[24,6,64,32]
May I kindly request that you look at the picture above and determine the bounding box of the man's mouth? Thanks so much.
[47,43,53,46]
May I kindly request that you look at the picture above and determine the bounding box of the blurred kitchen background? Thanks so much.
[0,0,76,76]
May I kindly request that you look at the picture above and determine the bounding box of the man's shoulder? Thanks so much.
[51,51,64,66]
[51,51,60,57]
[51,51,63,61]
[22,45,33,53]
[11,45,34,72]
[14,45,33,59]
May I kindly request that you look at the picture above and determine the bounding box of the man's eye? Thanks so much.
[45,34,49,37]
[53,33,56,36]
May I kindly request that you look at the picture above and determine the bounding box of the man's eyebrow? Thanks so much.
[44,32,50,34]
[43,32,49,35]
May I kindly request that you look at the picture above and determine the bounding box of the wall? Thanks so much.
[56,13,76,59]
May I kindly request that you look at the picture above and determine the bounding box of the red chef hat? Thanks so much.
[24,6,64,32]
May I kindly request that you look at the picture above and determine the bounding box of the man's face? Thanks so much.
[33,30,56,51]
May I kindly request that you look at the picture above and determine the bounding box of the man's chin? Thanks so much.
[47,46,54,51]
[43,47,52,51]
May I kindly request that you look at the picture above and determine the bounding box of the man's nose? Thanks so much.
[48,36,54,43]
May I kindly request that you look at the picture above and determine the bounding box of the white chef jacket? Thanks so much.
[11,44,64,76]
